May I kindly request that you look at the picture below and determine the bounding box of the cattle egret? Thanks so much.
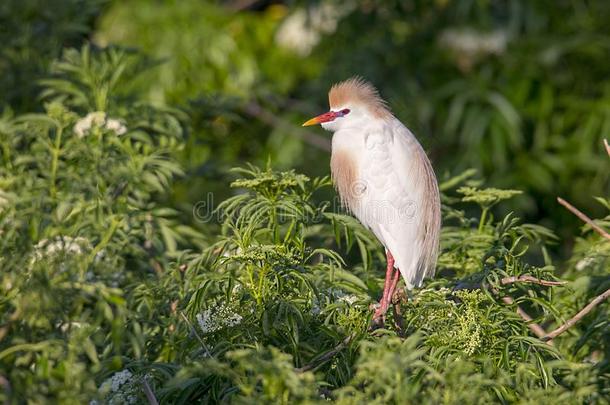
[303,77,441,325]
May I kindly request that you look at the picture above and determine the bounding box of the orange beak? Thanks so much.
[302,111,339,126]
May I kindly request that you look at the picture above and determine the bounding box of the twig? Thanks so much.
[604,139,610,158]
[242,101,331,152]
[454,274,565,291]
[501,296,551,344]
[179,311,212,358]
[142,378,159,405]
[296,334,354,373]
[454,275,561,343]
[557,197,610,240]
[501,275,566,287]
[543,287,610,342]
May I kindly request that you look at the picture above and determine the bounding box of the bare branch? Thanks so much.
[180,312,212,358]
[242,102,331,152]
[543,287,610,342]
[296,334,354,373]
[455,274,565,292]
[142,378,159,405]
[604,139,610,158]
[501,296,551,344]
[501,275,566,287]
[557,197,610,240]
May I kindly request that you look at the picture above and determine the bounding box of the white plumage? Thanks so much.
[303,77,441,323]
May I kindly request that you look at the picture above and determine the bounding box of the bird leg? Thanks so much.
[379,251,395,307]
[386,268,401,307]
[372,251,399,324]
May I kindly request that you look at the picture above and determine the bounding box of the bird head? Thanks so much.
[302,77,392,132]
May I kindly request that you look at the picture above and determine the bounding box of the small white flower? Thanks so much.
[196,303,243,334]
[439,28,507,56]
[74,112,127,138]
[74,112,106,137]
[438,27,508,71]
[31,236,91,263]
[275,2,353,56]
[338,294,359,305]
[575,257,596,271]
[97,369,142,404]
[99,369,133,394]
[105,118,127,135]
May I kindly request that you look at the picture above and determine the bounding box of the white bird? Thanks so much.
[303,77,441,324]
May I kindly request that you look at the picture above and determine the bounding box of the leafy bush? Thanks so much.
[0,0,104,111]
[94,0,610,243]
[0,43,608,405]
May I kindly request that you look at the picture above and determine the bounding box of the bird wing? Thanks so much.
[358,120,440,288]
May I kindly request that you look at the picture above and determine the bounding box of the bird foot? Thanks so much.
[370,301,389,330]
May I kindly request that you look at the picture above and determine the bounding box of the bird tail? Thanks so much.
[397,148,441,289]
[414,152,441,285]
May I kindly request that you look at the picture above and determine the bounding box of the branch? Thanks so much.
[455,274,565,291]
[604,138,610,158]
[455,275,562,344]
[543,287,610,342]
[296,334,354,373]
[242,102,331,152]
[142,378,159,405]
[501,275,566,287]
[180,312,212,358]
[557,197,610,240]
[501,296,551,344]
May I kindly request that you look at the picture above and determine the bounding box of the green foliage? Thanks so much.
[94,0,610,244]
[0,46,202,402]
[0,0,104,111]
[1,18,609,405]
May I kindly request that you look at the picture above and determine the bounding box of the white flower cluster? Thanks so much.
[575,257,596,271]
[32,236,91,262]
[337,293,359,305]
[439,28,507,56]
[196,303,243,334]
[97,369,138,405]
[275,2,353,56]
[438,27,508,71]
[74,111,127,138]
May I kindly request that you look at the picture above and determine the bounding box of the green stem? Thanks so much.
[2,143,11,168]
[249,265,261,307]
[49,126,63,199]
[478,207,489,232]
[257,267,267,305]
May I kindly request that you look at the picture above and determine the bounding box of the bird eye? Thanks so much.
[341,109,350,115]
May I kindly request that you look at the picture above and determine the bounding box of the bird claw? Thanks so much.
[369,302,387,330]
[369,314,385,331]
